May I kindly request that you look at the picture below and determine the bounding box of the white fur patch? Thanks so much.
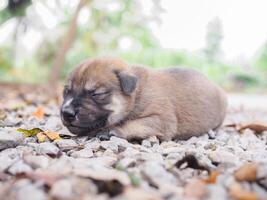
[105,94,126,124]
[62,98,73,109]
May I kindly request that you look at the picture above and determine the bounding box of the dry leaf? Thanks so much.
[230,183,257,200]
[37,132,47,143]
[203,171,219,184]
[226,122,267,134]
[238,122,267,134]
[17,128,44,137]
[32,106,45,120]
[234,163,258,182]
[45,131,61,140]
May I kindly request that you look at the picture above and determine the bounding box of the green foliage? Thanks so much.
[255,43,267,72]
[0,0,31,24]
[0,0,266,92]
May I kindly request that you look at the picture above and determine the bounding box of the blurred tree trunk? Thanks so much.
[49,0,87,86]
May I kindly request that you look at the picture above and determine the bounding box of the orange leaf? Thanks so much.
[238,122,267,134]
[230,184,257,200]
[226,122,267,134]
[32,107,45,120]
[234,163,258,182]
[202,171,219,184]
[44,131,61,141]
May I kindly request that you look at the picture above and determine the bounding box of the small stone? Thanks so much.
[162,147,182,155]
[251,183,267,200]
[100,141,118,153]
[50,177,97,199]
[118,158,136,169]
[184,180,207,199]
[71,149,94,158]
[48,155,73,175]
[141,140,151,148]
[257,165,267,179]
[208,130,216,139]
[50,179,73,199]
[44,116,62,131]
[0,129,23,150]
[73,157,118,169]
[23,155,50,169]
[208,149,239,164]
[55,139,78,151]
[142,161,176,187]
[8,160,32,175]
[206,185,227,200]
[141,152,164,163]
[16,180,47,200]
[84,138,101,150]
[36,142,60,156]
[110,136,129,151]
[147,136,159,145]
[0,148,20,171]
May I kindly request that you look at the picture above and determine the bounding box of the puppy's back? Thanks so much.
[163,67,227,139]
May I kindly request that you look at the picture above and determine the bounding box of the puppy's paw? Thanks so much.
[96,130,118,141]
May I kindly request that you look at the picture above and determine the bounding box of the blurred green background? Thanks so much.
[0,0,267,92]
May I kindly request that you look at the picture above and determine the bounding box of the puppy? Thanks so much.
[61,57,227,140]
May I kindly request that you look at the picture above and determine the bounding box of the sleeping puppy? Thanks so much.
[61,57,227,140]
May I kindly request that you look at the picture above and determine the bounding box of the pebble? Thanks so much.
[100,141,119,153]
[84,138,101,150]
[142,161,176,187]
[54,139,78,151]
[208,148,239,165]
[8,160,32,175]
[1,100,267,200]
[35,142,60,156]
[23,155,50,169]
[0,148,20,171]
[70,148,94,158]
[15,180,47,200]
[44,116,62,131]
[0,129,23,150]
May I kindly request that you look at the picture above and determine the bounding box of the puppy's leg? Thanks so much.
[114,115,167,140]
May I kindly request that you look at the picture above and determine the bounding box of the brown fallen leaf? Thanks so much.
[230,183,257,200]
[202,171,219,184]
[37,132,47,143]
[238,122,267,134]
[32,106,45,120]
[234,163,258,182]
[226,122,267,134]
[44,131,61,140]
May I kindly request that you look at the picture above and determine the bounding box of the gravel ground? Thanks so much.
[0,87,267,200]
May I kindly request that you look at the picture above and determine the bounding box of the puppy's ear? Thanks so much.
[115,71,138,95]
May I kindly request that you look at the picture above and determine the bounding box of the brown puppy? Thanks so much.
[61,57,227,140]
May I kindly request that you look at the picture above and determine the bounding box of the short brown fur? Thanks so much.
[62,57,227,140]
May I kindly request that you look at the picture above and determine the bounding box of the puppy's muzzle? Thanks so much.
[61,104,76,123]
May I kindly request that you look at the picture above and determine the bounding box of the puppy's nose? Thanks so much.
[62,106,76,122]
